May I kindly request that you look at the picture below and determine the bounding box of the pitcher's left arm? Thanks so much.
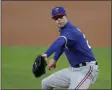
[45,37,66,57]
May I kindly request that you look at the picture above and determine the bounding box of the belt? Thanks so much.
[74,61,98,68]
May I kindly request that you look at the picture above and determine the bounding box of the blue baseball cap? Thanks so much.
[52,6,66,17]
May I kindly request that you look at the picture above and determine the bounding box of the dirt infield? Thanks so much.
[2,1,111,47]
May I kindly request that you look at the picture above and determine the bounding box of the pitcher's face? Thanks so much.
[52,15,68,28]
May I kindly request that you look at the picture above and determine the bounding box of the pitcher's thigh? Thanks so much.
[69,76,91,89]
[42,68,70,89]
[68,66,93,89]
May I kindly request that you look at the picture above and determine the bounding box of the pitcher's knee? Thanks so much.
[41,79,47,88]
[41,78,50,89]
[41,78,54,89]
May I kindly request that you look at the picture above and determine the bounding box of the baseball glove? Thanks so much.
[32,55,47,78]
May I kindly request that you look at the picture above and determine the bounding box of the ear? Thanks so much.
[65,14,67,17]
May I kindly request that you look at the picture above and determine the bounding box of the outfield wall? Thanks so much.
[2,1,111,47]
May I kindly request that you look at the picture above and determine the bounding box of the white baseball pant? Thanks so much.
[41,61,99,89]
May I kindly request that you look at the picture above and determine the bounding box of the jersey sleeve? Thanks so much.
[53,47,64,61]
[45,37,66,57]
[61,31,77,42]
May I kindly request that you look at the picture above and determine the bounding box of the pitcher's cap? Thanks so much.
[52,6,66,17]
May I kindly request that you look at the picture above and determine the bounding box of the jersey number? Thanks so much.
[77,28,91,49]
[83,34,91,49]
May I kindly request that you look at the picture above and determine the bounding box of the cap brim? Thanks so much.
[52,14,66,18]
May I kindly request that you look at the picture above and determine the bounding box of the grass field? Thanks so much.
[1,46,111,89]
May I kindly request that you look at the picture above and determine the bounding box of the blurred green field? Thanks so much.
[1,46,111,89]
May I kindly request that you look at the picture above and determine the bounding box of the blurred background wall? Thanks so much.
[2,1,111,47]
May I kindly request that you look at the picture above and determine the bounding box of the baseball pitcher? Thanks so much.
[40,6,99,89]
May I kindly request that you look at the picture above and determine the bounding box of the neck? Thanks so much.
[64,20,68,26]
